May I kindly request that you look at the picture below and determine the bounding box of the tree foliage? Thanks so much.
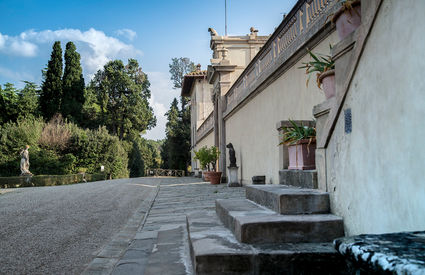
[161,97,191,171]
[161,57,196,171]
[89,59,156,140]
[61,42,85,124]
[0,41,161,179]
[129,141,144,177]
[169,57,196,89]
[0,82,40,124]
[40,41,63,120]
[0,117,129,178]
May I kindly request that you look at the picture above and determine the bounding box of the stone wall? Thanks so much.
[325,0,425,235]
[225,32,338,185]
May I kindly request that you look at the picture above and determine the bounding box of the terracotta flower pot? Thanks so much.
[208,171,222,185]
[288,139,316,170]
[318,69,335,99]
[203,171,211,181]
[332,0,361,40]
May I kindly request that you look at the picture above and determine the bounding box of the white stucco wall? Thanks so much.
[194,79,213,130]
[326,0,425,235]
[225,32,339,185]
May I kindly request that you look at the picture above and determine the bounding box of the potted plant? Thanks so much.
[299,48,335,99]
[194,146,221,184]
[332,0,361,40]
[279,120,316,170]
[194,146,211,181]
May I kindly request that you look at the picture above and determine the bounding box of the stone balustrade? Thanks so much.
[224,0,339,118]
[196,111,214,142]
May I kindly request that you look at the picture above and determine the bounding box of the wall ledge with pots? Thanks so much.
[318,0,384,149]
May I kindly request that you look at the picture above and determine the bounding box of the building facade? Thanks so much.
[183,0,425,235]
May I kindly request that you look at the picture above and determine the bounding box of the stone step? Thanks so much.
[246,185,330,214]
[279,169,318,188]
[216,199,344,244]
[187,211,348,275]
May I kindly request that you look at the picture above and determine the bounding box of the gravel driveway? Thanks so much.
[0,178,158,275]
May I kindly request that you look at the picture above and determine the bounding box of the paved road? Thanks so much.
[0,178,158,275]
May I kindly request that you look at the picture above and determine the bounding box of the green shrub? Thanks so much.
[0,173,108,188]
[0,117,129,179]
[85,173,106,182]
[68,126,129,178]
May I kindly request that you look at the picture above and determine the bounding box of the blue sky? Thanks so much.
[0,0,297,139]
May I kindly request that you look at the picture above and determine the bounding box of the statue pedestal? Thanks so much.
[227,166,240,187]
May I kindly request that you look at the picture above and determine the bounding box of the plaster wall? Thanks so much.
[326,0,425,235]
[227,47,251,67]
[225,32,339,185]
[193,131,214,170]
[195,80,213,129]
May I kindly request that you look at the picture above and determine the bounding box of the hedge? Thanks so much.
[0,173,107,188]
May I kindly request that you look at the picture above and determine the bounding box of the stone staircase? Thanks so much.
[187,184,347,274]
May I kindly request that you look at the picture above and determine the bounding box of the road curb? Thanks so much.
[82,183,160,275]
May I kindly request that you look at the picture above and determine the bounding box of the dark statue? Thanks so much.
[226,143,237,167]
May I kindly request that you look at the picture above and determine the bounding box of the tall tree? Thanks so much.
[61,42,85,123]
[161,57,196,171]
[17,81,40,119]
[0,82,39,124]
[129,141,144,177]
[162,98,180,169]
[169,57,196,89]
[0,83,19,124]
[89,59,156,140]
[40,41,63,120]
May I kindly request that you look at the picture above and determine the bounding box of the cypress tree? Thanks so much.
[62,41,85,123]
[40,41,63,120]
[163,98,182,169]
[129,141,145,177]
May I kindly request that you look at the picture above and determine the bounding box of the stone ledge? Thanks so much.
[334,231,425,275]
[246,185,330,214]
[279,170,318,189]
[216,198,344,244]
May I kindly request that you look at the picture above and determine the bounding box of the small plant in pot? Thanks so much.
[299,48,335,100]
[194,146,211,181]
[194,146,221,184]
[279,120,316,170]
[332,0,361,40]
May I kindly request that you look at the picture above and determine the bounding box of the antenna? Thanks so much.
[225,0,228,36]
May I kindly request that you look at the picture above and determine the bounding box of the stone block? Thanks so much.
[187,211,348,275]
[216,199,344,244]
[334,231,425,274]
[245,185,330,214]
[279,169,318,189]
[227,166,241,187]
[252,175,265,184]
[187,211,255,275]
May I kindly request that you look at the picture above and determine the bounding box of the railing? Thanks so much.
[224,0,338,118]
[145,168,185,177]
[196,111,214,142]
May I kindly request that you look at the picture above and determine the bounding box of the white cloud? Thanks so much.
[115,29,137,41]
[0,33,38,57]
[0,28,142,78]
[143,71,181,140]
[0,33,5,48]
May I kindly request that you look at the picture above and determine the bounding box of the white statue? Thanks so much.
[20,145,33,176]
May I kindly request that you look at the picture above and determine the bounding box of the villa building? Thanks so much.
[183,0,425,239]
